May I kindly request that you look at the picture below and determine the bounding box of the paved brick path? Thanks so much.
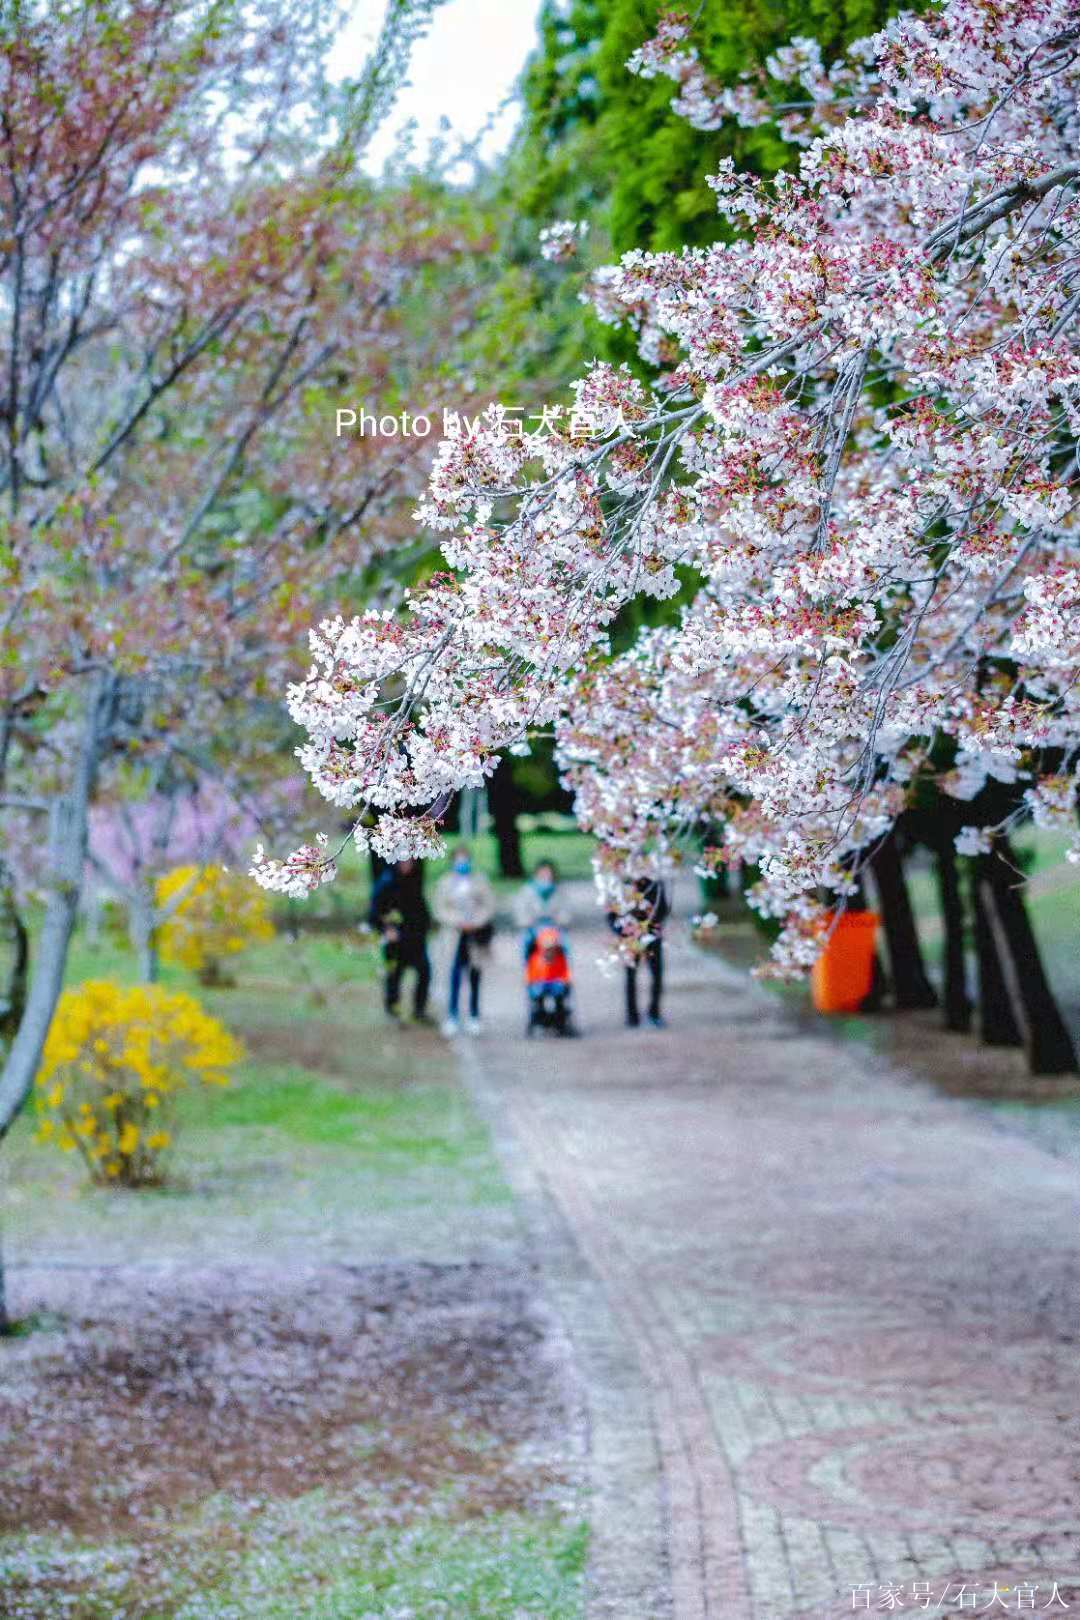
[457,889,1080,1620]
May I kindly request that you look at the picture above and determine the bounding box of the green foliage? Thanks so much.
[599,0,896,255]
[512,0,907,352]
[482,0,913,678]
[200,1508,589,1619]
[200,1068,505,1172]
[0,1509,588,1620]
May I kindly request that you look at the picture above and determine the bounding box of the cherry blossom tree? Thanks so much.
[0,0,484,1153]
[264,0,1080,1066]
[87,767,297,981]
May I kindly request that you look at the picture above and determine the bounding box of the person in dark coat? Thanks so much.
[369,858,432,1022]
[608,877,670,1029]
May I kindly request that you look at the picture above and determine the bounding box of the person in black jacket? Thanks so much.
[369,858,432,1022]
[608,877,670,1030]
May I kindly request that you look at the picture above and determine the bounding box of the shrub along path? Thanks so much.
[460,884,1080,1620]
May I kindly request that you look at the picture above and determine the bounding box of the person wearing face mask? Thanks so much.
[432,846,496,1036]
[513,859,570,937]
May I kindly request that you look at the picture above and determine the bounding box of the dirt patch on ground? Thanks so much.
[233,1016,379,1078]
[234,1012,453,1084]
[872,1005,1080,1102]
[1,1260,576,1542]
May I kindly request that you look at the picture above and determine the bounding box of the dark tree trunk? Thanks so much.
[0,875,20,1329]
[0,878,29,1043]
[486,754,524,879]
[868,830,938,1010]
[978,838,1077,1076]
[862,947,888,1013]
[935,840,971,1033]
[970,858,1024,1048]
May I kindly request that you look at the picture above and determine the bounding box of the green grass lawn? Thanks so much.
[1,918,585,1619]
[8,1508,588,1620]
[7,927,518,1266]
[192,1510,589,1620]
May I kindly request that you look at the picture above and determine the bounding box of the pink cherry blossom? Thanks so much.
[265,0,1080,976]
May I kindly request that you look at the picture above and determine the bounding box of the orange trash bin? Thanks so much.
[811,909,879,1014]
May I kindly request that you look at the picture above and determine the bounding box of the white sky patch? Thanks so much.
[331,0,544,172]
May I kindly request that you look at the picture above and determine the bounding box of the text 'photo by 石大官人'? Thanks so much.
[3,1,1080,1616]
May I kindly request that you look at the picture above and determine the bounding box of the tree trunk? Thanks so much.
[82,883,104,948]
[0,874,29,1043]
[970,858,1024,1048]
[486,754,524,879]
[0,675,111,1336]
[978,838,1077,1076]
[868,830,938,1010]
[0,673,111,1138]
[935,841,971,1033]
[128,881,160,983]
[861,947,888,1013]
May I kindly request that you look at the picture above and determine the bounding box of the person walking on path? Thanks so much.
[369,857,432,1023]
[432,846,496,1037]
[608,876,669,1029]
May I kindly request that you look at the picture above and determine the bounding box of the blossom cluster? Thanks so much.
[262,0,1080,972]
[539,219,589,263]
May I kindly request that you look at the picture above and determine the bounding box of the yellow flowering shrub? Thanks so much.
[156,864,273,984]
[34,980,242,1186]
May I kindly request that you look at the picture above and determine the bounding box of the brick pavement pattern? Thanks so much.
[461,890,1080,1620]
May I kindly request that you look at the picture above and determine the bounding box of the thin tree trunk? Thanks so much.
[935,841,971,1033]
[970,860,1024,1048]
[0,876,26,1332]
[979,838,1077,1076]
[0,872,29,1042]
[486,754,524,879]
[868,830,938,1010]
[0,675,111,1335]
[0,673,111,1138]
[128,881,160,983]
[82,884,103,948]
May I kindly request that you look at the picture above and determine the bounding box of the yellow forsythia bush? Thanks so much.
[156,863,273,984]
[34,980,242,1186]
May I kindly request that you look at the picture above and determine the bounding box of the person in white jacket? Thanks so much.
[512,859,571,935]
[432,847,497,1036]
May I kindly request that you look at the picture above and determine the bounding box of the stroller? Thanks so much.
[524,923,576,1037]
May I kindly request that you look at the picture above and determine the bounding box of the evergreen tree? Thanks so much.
[515,0,905,269]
